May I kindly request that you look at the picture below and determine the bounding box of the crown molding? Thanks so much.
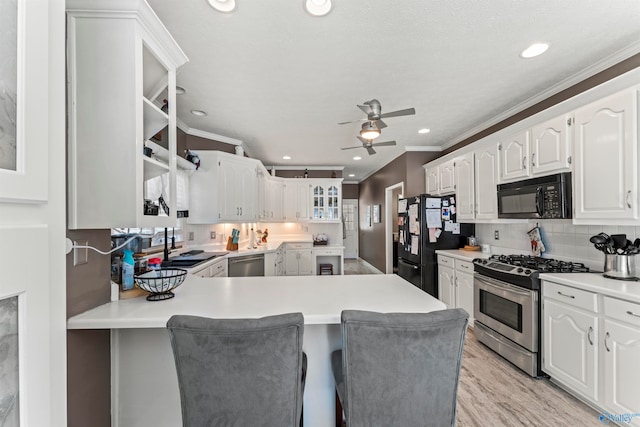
[441,42,640,150]
[177,119,243,145]
[342,180,359,185]
[270,165,345,171]
[405,145,442,152]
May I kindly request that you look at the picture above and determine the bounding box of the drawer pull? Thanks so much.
[557,291,575,299]
[604,332,611,352]
[626,310,640,318]
[587,326,593,346]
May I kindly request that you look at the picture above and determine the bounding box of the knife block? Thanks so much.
[226,237,238,251]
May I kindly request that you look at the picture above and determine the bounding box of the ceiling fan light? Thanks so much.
[360,121,380,140]
[305,0,332,17]
[208,0,236,13]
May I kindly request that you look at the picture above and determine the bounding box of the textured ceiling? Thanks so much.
[147,0,640,181]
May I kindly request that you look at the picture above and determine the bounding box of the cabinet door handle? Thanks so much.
[531,153,536,167]
[627,310,640,318]
[626,191,632,209]
[240,207,243,216]
[587,326,593,346]
[522,155,527,170]
[604,332,611,352]
[557,291,575,299]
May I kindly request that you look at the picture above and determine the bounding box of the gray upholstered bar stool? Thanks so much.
[167,313,306,427]
[331,308,469,427]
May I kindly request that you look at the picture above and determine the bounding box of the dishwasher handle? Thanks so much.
[229,254,264,264]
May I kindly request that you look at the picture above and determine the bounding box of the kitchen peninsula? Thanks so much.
[67,274,446,427]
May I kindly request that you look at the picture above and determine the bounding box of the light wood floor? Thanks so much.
[343,259,600,426]
[457,329,600,426]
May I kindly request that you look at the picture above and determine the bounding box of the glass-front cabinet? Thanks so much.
[310,179,342,222]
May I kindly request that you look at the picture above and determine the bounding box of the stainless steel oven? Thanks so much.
[474,274,538,352]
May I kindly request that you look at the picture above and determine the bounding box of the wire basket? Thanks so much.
[134,268,187,301]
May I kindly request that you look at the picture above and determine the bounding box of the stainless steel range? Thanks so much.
[473,255,589,377]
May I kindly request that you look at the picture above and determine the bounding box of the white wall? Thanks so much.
[474,221,640,270]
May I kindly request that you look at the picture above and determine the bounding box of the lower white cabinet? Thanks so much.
[542,280,640,425]
[285,243,313,276]
[264,252,276,276]
[313,247,344,275]
[191,258,228,278]
[437,254,474,326]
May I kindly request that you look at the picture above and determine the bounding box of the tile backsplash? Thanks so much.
[473,220,640,271]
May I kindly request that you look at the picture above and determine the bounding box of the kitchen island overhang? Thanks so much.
[68,274,447,427]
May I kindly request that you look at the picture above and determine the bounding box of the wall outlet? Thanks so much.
[210,231,216,240]
[188,231,194,241]
[494,230,500,240]
[73,240,88,266]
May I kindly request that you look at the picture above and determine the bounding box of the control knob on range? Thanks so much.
[524,270,531,275]
[517,268,523,273]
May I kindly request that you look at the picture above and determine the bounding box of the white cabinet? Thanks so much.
[542,280,640,425]
[264,252,276,276]
[530,115,572,176]
[191,258,228,278]
[437,255,475,326]
[188,151,260,224]
[498,130,530,182]
[259,174,284,221]
[438,161,456,195]
[313,247,344,275]
[275,245,285,276]
[283,180,311,221]
[310,180,342,222]
[573,88,638,223]
[67,0,188,229]
[425,166,439,195]
[474,145,499,220]
[285,243,313,276]
[454,153,474,221]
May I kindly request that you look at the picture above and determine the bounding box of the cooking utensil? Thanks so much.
[611,234,627,253]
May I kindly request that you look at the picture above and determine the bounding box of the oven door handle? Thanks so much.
[475,274,533,297]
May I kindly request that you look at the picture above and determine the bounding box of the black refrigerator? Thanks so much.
[396,194,474,297]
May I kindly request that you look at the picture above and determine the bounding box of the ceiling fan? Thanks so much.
[338,99,416,131]
[341,136,396,155]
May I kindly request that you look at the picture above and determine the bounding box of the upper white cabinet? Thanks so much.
[438,160,456,195]
[573,88,638,223]
[283,180,311,221]
[259,172,284,221]
[425,166,439,195]
[498,130,530,182]
[530,115,572,176]
[454,153,475,221]
[474,145,499,220]
[310,180,342,222]
[67,0,188,229]
[188,151,260,223]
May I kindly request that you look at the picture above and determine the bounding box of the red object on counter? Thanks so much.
[148,258,162,270]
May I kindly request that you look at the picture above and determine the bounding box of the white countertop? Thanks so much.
[540,272,640,304]
[435,249,491,262]
[67,274,447,329]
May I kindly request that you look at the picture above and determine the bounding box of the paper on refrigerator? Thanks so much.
[408,204,419,234]
[410,235,419,255]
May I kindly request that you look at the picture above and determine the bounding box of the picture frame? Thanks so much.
[373,204,381,223]
[0,0,48,203]
[365,205,371,227]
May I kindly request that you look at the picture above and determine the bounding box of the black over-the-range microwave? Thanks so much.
[497,172,572,219]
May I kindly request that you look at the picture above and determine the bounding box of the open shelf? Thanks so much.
[143,97,169,140]
[145,140,196,171]
[143,155,170,181]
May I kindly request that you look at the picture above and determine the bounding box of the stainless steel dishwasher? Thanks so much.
[228,254,265,277]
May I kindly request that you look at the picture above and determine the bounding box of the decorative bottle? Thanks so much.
[122,250,135,291]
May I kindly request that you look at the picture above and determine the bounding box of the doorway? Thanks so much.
[385,182,404,273]
[342,199,358,259]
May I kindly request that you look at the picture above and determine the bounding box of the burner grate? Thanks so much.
[488,254,589,273]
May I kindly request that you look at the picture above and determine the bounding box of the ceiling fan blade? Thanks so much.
[373,119,387,129]
[371,140,396,147]
[366,146,376,155]
[358,104,372,115]
[380,108,416,119]
[341,145,364,150]
[337,118,366,125]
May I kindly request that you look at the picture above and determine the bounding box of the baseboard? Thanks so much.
[356,258,384,274]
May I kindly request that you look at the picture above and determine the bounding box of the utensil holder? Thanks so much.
[603,254,638,280]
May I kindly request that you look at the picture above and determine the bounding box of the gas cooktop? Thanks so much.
[486,254,590,273]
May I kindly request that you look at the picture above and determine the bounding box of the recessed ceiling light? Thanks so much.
[282,155,291,160]
[175,86,186,95]
[305,0,332,16]
[348,174,355,177]
[353,156,361,161]
[418,128,430,134]
[520,43,549,59]
[190,109,207,117]
[208,0,236,13]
